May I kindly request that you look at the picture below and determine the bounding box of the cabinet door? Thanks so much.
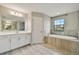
[18,34,31,47]
[75,42,79,55]
[61,40,72,54]
[0,36,10,53]
[18,34,26,47]
[52,37,56,47]
[11,34,31,49]
[56,38,62,49]
[25,34,31,44]
[10,35,19,49]
[48,37,52,45]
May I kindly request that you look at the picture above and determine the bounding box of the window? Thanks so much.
[54,19,64,32]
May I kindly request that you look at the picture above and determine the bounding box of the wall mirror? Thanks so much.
[0,14,27,33]
[19,21,25,31]
[2,20,17,32]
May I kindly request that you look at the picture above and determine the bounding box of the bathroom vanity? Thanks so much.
[0,6,32,54]
[43,35,79,55]
[0,32,31,54]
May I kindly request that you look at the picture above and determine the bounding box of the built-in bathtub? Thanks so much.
[43,34,79,55]
[49,34,79,42]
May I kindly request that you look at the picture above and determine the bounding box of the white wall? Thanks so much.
[27,12,32,32]
[0,16,1,31]
[78,11,79,30]
[65,11,79,31]
[64,11,79,37]
[44,14,51,36]
[51,11,79,37]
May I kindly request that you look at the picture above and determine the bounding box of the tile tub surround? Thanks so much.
[3,44,63,55]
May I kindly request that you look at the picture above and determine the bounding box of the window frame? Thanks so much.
[53,18,64,32]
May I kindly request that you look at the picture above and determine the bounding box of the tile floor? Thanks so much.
[3,44,63,55]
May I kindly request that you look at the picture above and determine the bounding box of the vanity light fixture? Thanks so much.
[10,11,23,17]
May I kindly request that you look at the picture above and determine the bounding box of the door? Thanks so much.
[32,16,44,44]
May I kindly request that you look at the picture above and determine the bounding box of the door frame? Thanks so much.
[31,15,44,44]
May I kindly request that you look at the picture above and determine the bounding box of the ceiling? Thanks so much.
[0,3,79,17]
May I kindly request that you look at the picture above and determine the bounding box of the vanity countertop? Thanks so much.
[0,31,31,36]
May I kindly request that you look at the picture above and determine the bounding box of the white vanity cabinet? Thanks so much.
[25,34,31,44]
[0,36,10,53]
[10,33,31,50]
[18,34,27,47]
[18,33,31,47]
[10,35,20,49]
[0,33,31,53]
